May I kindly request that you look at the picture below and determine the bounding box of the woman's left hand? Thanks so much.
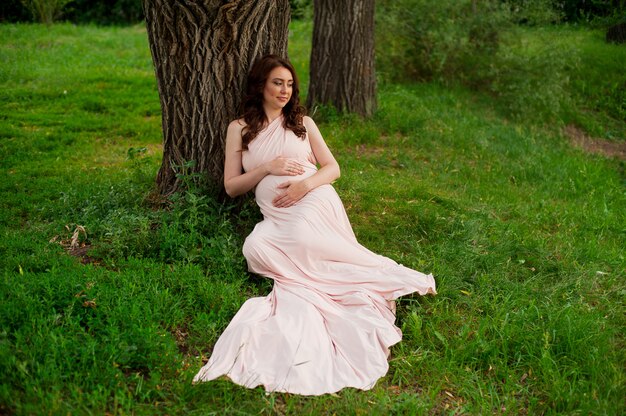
[273,180,311,208]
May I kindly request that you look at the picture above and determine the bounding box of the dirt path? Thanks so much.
[564,124,626,161]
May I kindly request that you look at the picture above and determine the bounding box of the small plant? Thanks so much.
[157,167,249,276]
[20,0,72,24]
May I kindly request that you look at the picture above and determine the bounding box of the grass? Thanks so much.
[1,19,625,415]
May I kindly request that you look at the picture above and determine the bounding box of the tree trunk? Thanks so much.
[307,0,376,117]
[606,22,626,44]
[142,0,291,197]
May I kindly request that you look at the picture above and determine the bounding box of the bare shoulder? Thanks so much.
[303,116,322,137]
[227,119,246,142]
[228,118,247,132]
[302,115,316,129]
[225,119,247,151]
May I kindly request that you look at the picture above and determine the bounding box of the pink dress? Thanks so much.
[193,116,436,395]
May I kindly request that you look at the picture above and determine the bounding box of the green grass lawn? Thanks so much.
[1,21,624,415]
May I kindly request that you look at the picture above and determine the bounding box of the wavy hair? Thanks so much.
[241,55,307,150]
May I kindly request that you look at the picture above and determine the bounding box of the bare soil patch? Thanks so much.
[67,245,100,265]
[564,124,626,161]
[50,225,101,266]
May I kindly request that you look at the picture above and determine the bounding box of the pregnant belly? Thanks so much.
[255,167,317,207]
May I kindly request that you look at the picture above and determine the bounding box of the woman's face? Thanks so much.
[262,66,293,111]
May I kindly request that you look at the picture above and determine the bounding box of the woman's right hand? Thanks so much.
[266,157,305,176]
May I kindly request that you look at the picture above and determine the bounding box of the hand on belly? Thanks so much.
[272,179,311,208]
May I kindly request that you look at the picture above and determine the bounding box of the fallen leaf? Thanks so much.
[70,225,87,249]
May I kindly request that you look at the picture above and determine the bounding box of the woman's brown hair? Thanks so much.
[241,55,307,149]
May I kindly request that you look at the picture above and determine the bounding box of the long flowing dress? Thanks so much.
[193,116,436,395]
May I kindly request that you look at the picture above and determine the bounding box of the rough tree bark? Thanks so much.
[142,0,291,196]
[307,0,376,117]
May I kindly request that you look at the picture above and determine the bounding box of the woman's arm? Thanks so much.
[273,116,340,207]
[224,120,304,198]
[301,115,341,187]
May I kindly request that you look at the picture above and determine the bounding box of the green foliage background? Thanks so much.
[376,0,626,126]
[2,0,624,25]
[1,0,314,24]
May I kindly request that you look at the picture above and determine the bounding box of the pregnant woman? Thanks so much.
[193,55,436,395]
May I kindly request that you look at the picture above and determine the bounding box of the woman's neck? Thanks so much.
[263,107,282,124]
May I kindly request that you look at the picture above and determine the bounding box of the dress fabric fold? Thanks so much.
[193,117,436,395]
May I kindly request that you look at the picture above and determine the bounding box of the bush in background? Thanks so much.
[0,0,31,22]
[1,0,144,25]
[487,41,574,121]
[376,0,573,120]
[505,0,564,25]
[20,0,72,24]
[2,0,313,24]
[290,0,312,20]
[64,0,143,25]
[376,0,512,83]
[555,0,625,25]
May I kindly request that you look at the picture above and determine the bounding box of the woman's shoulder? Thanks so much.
[302,115,317,129]
[226,119,247,145]
[227,118,247,137]
[303,115,322,134]
[229,118,247,130]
